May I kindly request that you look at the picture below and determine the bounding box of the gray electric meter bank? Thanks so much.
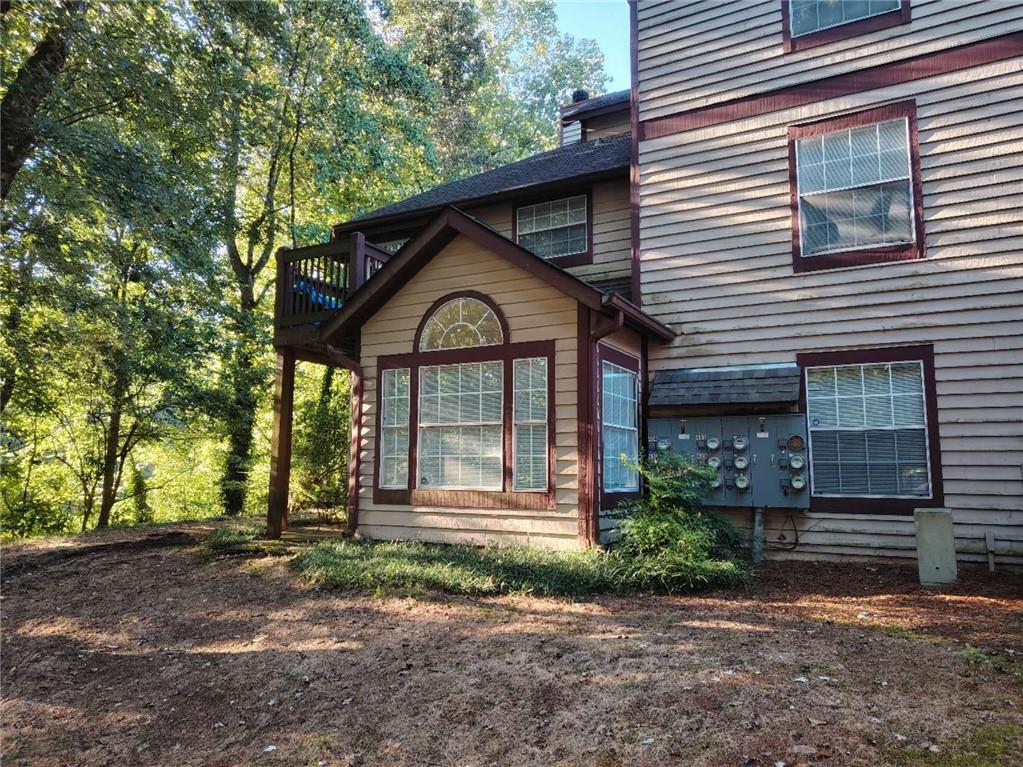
[647,415,810,510]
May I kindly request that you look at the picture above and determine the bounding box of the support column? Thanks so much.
[267,348,296,539]
[346,367,362,535]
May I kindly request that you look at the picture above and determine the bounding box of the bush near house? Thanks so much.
[293,451,749,596]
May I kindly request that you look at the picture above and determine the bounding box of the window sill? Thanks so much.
[546,250,593,268]
[810,493,942,516]
[782,4,911,54]
[794,241,922,273]
[374,487,556,510]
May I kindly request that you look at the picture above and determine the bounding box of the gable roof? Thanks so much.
[649,364,801,408]
[337,135,629,232]
[319,206,673,345]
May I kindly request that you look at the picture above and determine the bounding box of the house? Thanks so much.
[268,1,1023,567]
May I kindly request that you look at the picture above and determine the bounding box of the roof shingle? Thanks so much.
[649,364,802,407]
[348,135,629,226]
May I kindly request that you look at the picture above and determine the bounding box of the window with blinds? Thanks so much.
[516,195,587,259]
[806,361,931,497]
[602,361,639,492]
[796,117,913,257]
[789,0,900,38]
[513,357,548,491]
[418,361,503,489]
[379,368,410,489]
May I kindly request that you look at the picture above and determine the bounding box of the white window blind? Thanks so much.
[517,195,587,259]
[796,117,913,257]
[602,361,639,492]
[379,368,410,489]
[513,358,548,491]
[418,361,503,489]
[806,361,930,497]
[789,0,900,37]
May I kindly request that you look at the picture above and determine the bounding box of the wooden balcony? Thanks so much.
[273,232,390,341]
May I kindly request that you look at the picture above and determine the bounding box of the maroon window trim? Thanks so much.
[412,290,510,352]
[781,0,911,54]
[597,343,642,511]
[796,344,944,516]
[511,188,593,268]
[788,100,924,274]
[373,329,557,511]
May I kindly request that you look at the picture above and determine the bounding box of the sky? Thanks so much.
[554,0,631,92]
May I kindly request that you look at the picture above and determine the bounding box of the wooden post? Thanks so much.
[346,367,362,534]
[267,348,296,539]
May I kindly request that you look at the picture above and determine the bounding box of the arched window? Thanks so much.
[418,296,504,351]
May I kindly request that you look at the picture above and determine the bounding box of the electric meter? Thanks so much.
[706,436,720,451]
[734,455,749,470]
[734,474,750,490]
[656,438,671,451]
[789,454,805,470]
[733,436,748,452]
[790,475,806,490]
[710,477,722,489]
[787,434,805,451]
[707,456,721,469]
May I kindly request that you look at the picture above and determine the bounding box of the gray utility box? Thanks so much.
[914,508,958,585]
[647,415,810,510]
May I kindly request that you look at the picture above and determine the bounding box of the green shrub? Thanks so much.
[610,451,750,590]
[205,523,262,552]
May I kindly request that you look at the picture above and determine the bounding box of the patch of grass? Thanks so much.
[291,539,749,597]
[884,724,1023,767]
[205,524,263,552]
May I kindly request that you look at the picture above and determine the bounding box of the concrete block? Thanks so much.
[914,508,957,586]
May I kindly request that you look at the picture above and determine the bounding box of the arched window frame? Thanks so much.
[413,291,509,352]
[375,291,555,510]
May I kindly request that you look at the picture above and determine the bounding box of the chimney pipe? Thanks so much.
[571,88,589,103]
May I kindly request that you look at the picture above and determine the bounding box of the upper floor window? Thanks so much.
[789,0,899,38]
[516,194,588,263]
[788,101,923,273]
[797,118,913,257]
[419,296,504,351]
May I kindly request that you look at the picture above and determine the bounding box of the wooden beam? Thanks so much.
[267,349,296,539]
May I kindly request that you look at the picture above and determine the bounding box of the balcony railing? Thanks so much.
[274,233,392,330]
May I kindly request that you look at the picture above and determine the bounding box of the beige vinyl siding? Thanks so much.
[584,111,631,140]
[636,0,1023,121]
[357,235,582,550]
[637,59,1023,565]
[466,179,632,284]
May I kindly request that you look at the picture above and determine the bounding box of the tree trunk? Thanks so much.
[96,373,126,528]
[221,342,257,515]
[0,0,85,199]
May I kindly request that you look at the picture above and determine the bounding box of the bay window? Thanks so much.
[375,293,554,508]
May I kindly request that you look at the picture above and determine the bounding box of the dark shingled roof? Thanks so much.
[561,89,630,121]
[649,364,801,407]
[349,134,629,226]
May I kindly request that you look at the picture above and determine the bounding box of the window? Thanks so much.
[797,118,912,257]
[418,361,504,489]
[789,102,923,272]
[806,361,931,498]
[602,361,639,492]
[789,0,900,38]
[516,194,588,260]
[379,368,410,488]
[419,296,504,351]
[513,358,548,491]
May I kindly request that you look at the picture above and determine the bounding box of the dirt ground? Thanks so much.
[2,525,1021,767]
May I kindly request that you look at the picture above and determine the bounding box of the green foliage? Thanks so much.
[294,539,616,597]
[205,523,263,553]
[883,724,1023,767]
[610,451,750,591]
[0,0,611,539]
